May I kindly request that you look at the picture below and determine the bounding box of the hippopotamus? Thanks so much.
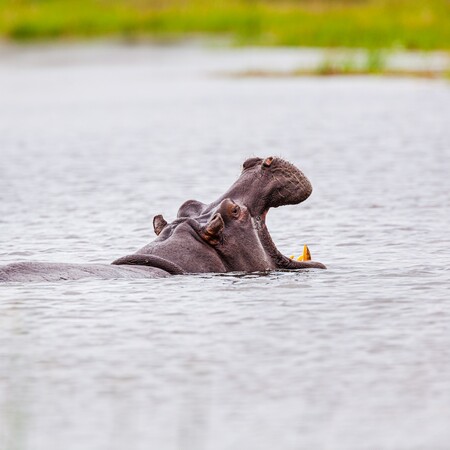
[0,156,325,282]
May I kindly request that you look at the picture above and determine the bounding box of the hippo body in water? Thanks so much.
[0,157,325,282]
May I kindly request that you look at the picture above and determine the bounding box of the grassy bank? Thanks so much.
[225,49,450,79]
[0,0,449,50]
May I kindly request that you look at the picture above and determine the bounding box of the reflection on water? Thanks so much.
[0,44,450,450]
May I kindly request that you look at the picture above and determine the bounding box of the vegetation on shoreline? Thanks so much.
[230,67,450,80]
[223,49,450,79]
[0,0,449,50]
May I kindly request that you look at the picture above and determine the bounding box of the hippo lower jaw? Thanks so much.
[254,214,326,270]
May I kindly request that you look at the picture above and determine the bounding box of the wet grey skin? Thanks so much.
[0,156,325,283]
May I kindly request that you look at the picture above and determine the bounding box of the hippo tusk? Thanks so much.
[297,245,311,261]
[288,245,312,262]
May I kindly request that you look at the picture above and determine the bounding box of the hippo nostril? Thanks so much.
[263,156,274,167]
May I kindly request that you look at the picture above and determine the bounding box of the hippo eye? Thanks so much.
[231,205,240,218]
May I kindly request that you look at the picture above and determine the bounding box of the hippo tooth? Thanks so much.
[297,245,311,261]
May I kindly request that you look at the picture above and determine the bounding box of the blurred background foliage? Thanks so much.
[0,0,449,49]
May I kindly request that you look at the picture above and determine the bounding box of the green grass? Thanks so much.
[315,50,386,75]
[0,0,449,50]
[227,49,449,78]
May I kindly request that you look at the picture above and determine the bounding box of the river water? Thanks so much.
[0,43,449,450]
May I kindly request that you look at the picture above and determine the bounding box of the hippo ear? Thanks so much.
[177,199,207,218]
[200,213,224,246]
[153,214,168,236]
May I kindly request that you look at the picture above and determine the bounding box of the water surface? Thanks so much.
[0,43,449,450]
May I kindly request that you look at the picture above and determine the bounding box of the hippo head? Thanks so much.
[176,156,324,271]
[113,157,325,273]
